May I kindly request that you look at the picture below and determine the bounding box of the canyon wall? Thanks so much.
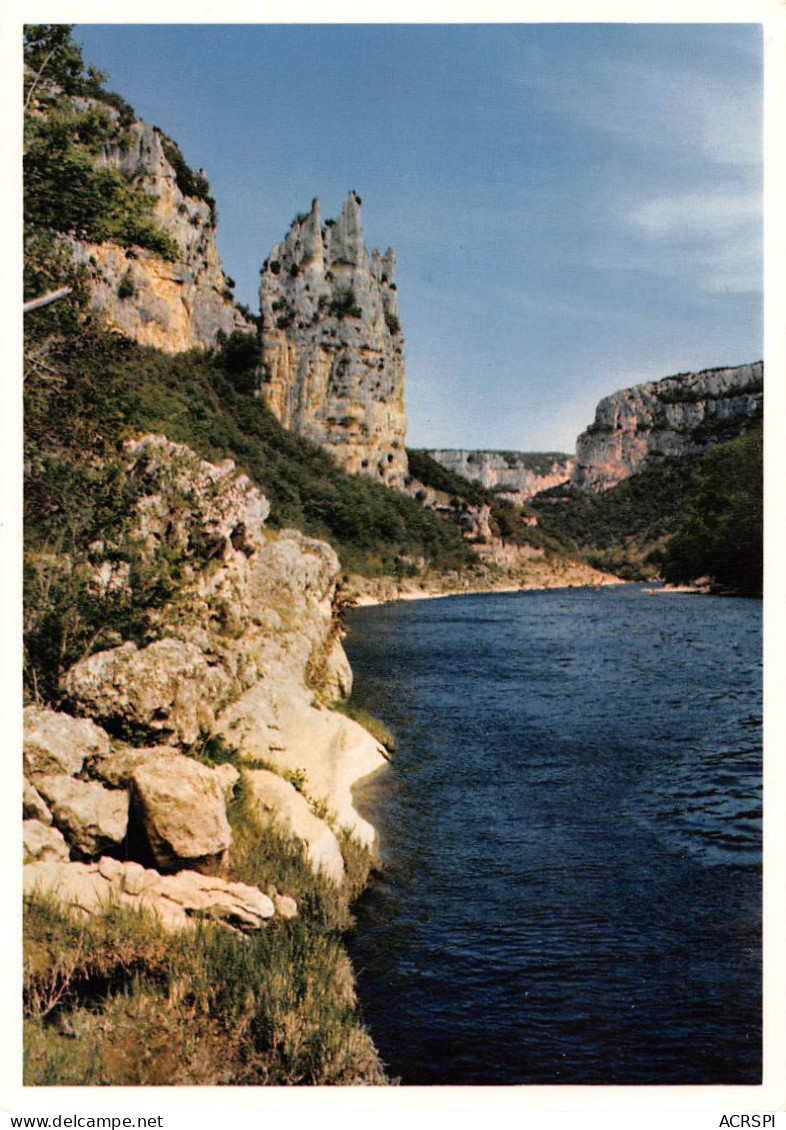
[259,193,407,487]
[571,362,763,492]
[68,119,250,352]
[424,450,574,503]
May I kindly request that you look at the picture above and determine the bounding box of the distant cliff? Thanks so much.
[259,193,407,488]
[571,363,763,492]
[424,450,574,503]
[69,121,250,352]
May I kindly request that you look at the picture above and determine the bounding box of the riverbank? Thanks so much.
[343,558,624,607]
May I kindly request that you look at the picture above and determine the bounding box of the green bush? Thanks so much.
[327,287,363,319]
[659,423,762,595]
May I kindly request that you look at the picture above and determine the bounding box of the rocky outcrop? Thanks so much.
[571,362,763,492]
[259,193,407,487]
[63,638,234,747]
[69,120,250,352]
[24,857,278,933]
[424,450,574,502]
[23,820,70,864]
[24,434,387,899]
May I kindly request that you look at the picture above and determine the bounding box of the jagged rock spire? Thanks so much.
[259,194,407,488]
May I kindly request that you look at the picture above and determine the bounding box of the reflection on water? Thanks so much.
[344,586,762,1085]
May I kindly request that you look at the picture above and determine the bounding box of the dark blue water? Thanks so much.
[343,585,762,1085]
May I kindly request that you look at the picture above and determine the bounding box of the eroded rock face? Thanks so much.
[69,119,250,352]
[30,435,383,896]
[129,755,233,873]
[571,362,763,492]
[63,638,233,747]
[24,857,281,933]
[424,451,574,502]
[260,193,407,487]
[23,781,52,825]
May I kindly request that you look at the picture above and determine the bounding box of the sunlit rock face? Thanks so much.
[70,119,250,352]
[571,362,763,492]
[259,192,408,488]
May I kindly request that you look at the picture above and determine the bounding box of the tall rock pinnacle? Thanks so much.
[259,192,408,488]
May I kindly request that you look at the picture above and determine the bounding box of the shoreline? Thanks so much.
[346,573,627,609]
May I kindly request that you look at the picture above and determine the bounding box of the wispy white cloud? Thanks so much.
[629,192,761,238]
[517,46,762,172]
[628,191,762,294]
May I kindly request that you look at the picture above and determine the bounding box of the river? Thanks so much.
[343,584,762,1085]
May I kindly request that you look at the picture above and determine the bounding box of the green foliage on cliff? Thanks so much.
[531,459,701,579]
[24,325,476,606]
[24,24,180,300]
[657,424,762,596]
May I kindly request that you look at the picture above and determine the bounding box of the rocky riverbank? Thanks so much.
[23,433,391,1085]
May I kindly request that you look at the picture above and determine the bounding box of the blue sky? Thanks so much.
[74,23,762,453]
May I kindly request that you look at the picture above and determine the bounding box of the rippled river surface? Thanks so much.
[343,585,762,1085]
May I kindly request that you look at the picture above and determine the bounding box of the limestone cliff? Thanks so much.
[571,362,763,492]
[424,450,574,503]
[259,193,407,487]
[69,119,250,352]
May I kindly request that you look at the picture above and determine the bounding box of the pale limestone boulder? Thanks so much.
[34,775,129,857]
[23,780,52,825]
[23,820,70,863]
[222,682,387,848]
[24,705,110,779]
[244,769,345,885]
[62,638,233,745]
[129,755,232,872]
[23,857,275,932]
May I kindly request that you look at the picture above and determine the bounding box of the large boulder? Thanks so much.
[23,857,278,932]
[62,638,233,745]
[34,775,129,858]
[129,755,232,872]
[244,769,345,885]
[23,820,70,863]
[220,682,387,847]
[23,706,110,779]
